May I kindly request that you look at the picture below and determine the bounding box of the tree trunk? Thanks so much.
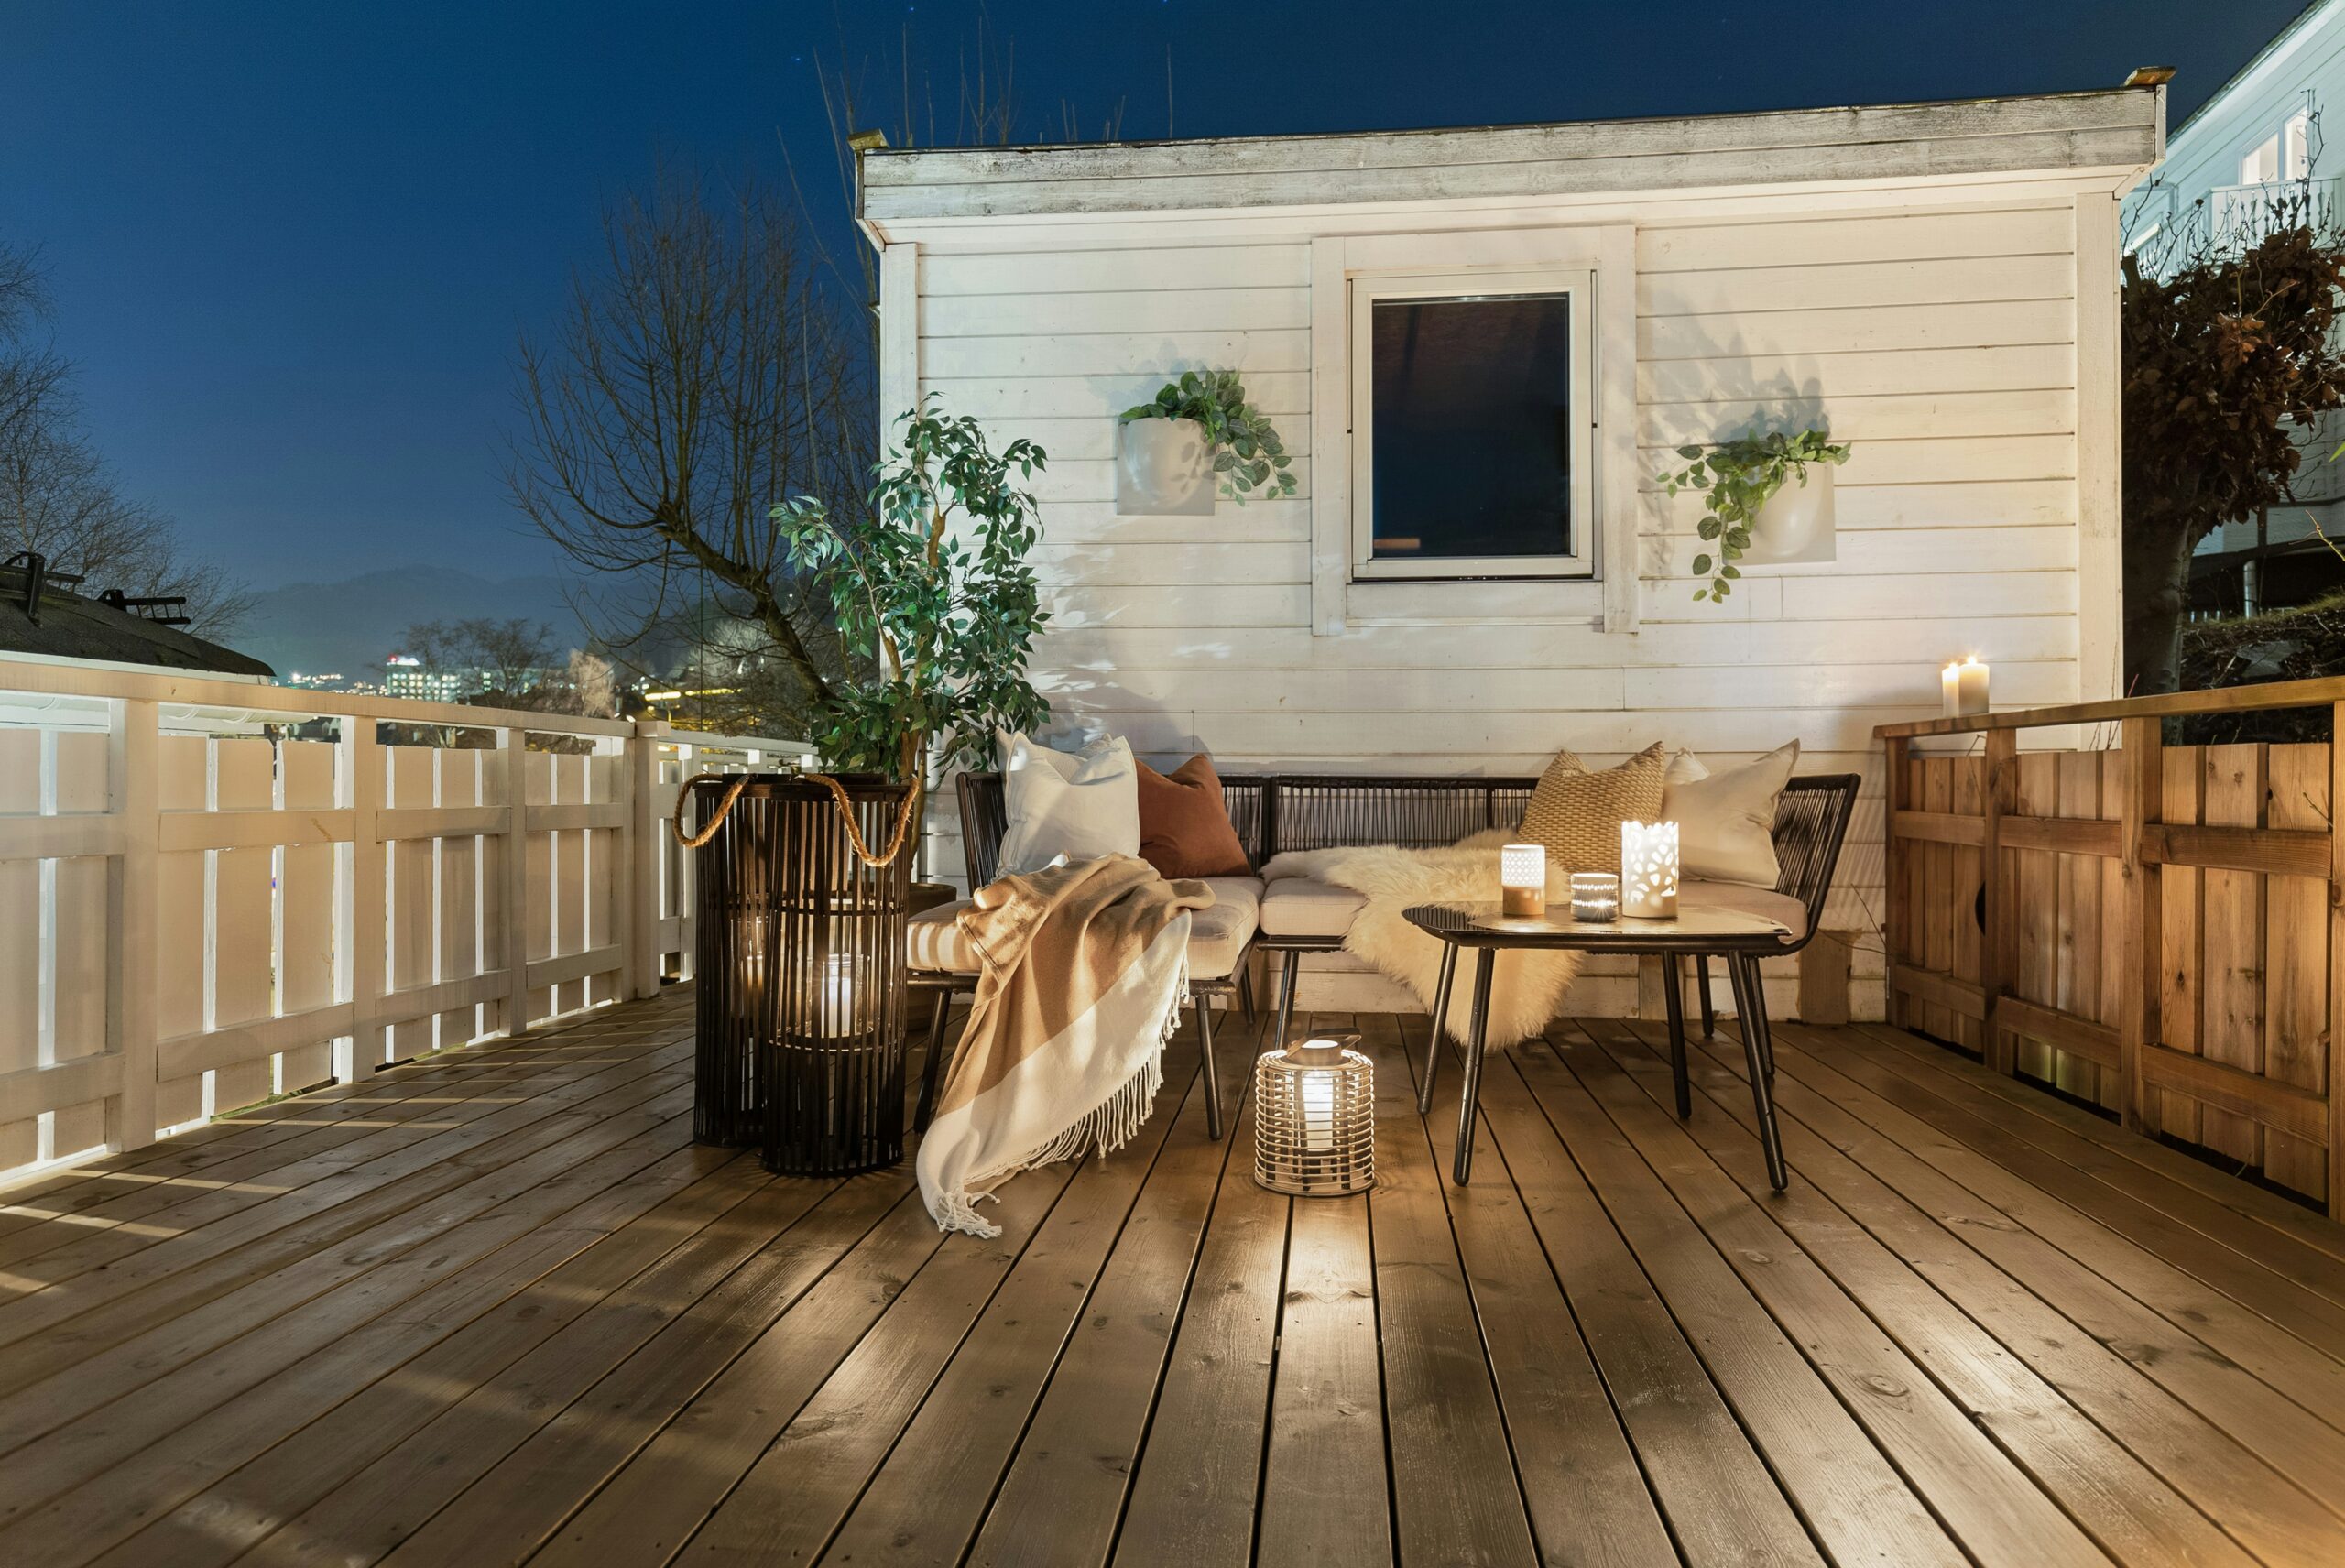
[2123,519,2198,696]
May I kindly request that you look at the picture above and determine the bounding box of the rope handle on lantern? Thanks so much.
[670,768,924,869]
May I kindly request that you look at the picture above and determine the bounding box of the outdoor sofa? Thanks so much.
[910,770,1860,1142]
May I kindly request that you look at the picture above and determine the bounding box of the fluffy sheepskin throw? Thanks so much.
[1261,829,1581,1047]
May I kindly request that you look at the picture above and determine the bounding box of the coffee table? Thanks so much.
[1402,902,1798,1190]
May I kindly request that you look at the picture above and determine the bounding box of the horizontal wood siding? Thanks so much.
[913,199,2089,1021]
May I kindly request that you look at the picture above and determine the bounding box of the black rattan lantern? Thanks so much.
[686,774,913,1172]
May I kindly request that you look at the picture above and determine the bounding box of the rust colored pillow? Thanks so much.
[1135,755,1252,878]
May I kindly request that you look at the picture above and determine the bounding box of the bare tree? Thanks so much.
[0,240,253,636]
[506,174,870,734]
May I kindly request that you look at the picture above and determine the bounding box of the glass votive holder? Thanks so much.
[1570,872,1620,922]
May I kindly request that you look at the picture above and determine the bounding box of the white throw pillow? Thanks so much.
[1660,741,1800,889]
[994,730,1141,878]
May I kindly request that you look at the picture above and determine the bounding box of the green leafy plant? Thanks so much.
[774,397,1051,783]
[1659,430,1850,603]
[1120,369,1297,503]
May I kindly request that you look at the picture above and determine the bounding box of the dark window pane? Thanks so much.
[1369,293,1573,564]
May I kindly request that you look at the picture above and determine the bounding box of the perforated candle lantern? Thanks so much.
[1570,871,1620,922]
[1254,1036,1375,1195]
[1620,821,1680,919]
[1500,843,1546,919]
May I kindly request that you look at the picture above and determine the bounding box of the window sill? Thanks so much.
[1341,577,1609,626]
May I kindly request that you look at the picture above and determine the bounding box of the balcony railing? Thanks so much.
[0,657,810,1182]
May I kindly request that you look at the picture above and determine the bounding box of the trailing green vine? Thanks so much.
[1120,369,1297,503]
[1658,430,1850,603]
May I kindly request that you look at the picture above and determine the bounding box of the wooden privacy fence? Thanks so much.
[1880,677,2345,1216]
[0,658,809,1182]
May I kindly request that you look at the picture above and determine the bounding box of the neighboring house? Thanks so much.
[2123,0,2345,615]
[0,555,272,681]
[860,84,2164,1020]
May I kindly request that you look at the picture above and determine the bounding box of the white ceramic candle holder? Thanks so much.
[1500,843,1546,919]
[1621,822,1680,919]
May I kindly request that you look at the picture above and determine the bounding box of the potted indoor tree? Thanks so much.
[1659,429,1851,604]
[772,396,1052,870]
[1118,369,1296,513]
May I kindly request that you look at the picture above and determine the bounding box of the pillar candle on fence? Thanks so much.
[1941,657,1990,717]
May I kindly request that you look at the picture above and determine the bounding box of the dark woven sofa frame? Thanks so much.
[916,769,1861,1144]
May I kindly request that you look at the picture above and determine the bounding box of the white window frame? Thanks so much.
[1347,268,1597,582]
[1309,225,1638,636]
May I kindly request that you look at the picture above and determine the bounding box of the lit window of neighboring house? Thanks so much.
[2243,108,2315,184]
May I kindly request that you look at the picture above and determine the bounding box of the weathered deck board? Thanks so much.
[4,984,2344,1567]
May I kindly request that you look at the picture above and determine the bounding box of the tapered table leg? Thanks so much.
[1662,955,1692,1118]
[1696,953,1718,1038]
[1729,953,1790,1191]
[1273,950,1300,1049]
[1419,942,1460,1115]
[1452,948,1496,1184]
[1195,996,1222,1140]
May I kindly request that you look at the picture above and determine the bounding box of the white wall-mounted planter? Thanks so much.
[1739,463,1836,565]
[1116,417,1216,516]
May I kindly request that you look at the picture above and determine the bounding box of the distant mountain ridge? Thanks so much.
[234,566,587,681]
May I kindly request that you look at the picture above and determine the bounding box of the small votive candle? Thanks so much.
[1570,872,1620,922]
[1940,656,1990,717]
[1621,821,1680,919]
[1500,843,1546,919]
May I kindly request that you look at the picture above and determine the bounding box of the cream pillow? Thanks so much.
[994,731,1140,878]
[1661,741,1799,888]
[1517,743,1669,877]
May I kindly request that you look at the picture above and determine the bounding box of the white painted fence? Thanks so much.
[0,657,809,1182]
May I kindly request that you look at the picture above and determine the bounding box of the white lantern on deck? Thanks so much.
[1254,1037,1375,1195]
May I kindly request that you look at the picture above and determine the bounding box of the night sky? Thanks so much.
[0,0,2314,592]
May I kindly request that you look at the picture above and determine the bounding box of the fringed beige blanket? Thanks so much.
[916,855,1213,1237]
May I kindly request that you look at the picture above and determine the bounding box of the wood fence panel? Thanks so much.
[2013,752,2060,1084]
[2055,750,2101,1103]
[2200,744,2267,1168]
[1924,757,1955,1045]
[1881,682,2345,1214]
[2097,749,2127,1116]
[387,746,436,1062]
[2265,744,2329,1202]
[2157,746,2206,1143]
[1951,757,1984,1057]
[0,729,39,1169]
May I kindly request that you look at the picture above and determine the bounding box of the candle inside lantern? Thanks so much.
[1500,843,1546,919]
[1570,871,1620,922]
[1620,821,1680,919]
[1942,656,1990,717]
[818,952,859,1034]
[1297,1038,1343,1151]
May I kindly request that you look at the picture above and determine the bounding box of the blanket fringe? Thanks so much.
[928,953,1189,1239]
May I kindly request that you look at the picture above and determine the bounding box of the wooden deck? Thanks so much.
[3,987,2344,1567]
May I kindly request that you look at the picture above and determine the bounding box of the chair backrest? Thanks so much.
[958,768,1862,948]
[1770,773,1862,950]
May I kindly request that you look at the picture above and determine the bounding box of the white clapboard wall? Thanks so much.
[894,188,2127,1023]
[0,659,808,1183]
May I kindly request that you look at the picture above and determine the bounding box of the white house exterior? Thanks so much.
[861,86,2164,1020]
[2125,0,2345,607]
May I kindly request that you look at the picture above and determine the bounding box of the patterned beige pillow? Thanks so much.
[1518,743,1669,876]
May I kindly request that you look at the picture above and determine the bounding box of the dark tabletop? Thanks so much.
[1402,900,1797,953]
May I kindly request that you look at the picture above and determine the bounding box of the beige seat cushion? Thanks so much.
[908,876,1262,981]
[1679,878,1807,943]
[1259,876,1367,938]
